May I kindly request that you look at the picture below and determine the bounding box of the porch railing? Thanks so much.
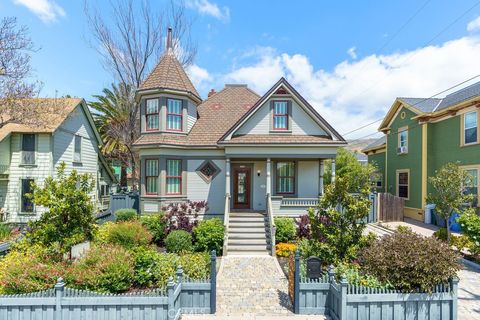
[266,194,276,256]
[281,198,319,207]
[223,194,230,254]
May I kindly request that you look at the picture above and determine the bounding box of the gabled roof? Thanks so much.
[435,81,480,111]
[138,51,201,100]
[219,77,346,144]
[361,136,386,153]
[133,85,261,147]
[398,97,442,113]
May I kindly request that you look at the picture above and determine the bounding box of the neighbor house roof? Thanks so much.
[0,98,83,142]
[361,136,386,153]
[397,97,442,113]
[219,134,337,145]
[134,85,261,147]
[138,52,201,100]
[435,81,480,111]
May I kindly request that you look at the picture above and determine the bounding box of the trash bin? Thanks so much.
[424,204,435,224]
[449,212,462,232]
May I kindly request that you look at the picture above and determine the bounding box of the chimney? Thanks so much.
[166,27,173,52]
[208,89,216,97]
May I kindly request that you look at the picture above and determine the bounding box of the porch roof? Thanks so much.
[218,134,342,145]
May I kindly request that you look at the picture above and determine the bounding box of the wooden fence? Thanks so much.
[377,192,404,222]
[0,251,217,320]
[292,252,459,320]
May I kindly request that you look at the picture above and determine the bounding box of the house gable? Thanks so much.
[220,78,345,143]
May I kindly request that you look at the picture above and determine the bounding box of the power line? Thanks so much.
[346,74,480,148]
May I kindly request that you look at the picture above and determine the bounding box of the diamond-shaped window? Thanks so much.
[196,160,221,183]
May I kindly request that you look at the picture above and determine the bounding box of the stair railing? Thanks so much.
[266,193,276,256]
[223,193,230,255]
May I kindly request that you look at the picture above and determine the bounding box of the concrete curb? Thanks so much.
[461,257,480,272]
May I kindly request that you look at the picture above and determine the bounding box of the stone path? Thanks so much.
[182,255,325,319]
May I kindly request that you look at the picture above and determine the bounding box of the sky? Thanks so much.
[3,0,480,139]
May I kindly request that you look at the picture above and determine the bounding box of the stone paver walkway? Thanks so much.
[182,255,325,319]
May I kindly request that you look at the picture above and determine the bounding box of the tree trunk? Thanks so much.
[131,154,137,191]
[120,165,128,187]
[446,210,452,244]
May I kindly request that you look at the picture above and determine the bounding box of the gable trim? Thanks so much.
[379,98,424,132]
[218,78,346,143]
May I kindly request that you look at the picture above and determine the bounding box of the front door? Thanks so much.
[233,167,251,209]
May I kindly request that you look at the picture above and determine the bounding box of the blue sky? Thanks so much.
[3,0,480,137]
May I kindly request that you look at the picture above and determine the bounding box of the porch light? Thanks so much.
[257,170,261,177]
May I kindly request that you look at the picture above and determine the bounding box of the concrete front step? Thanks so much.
[228,233,267,239]
[228,244,270,251]
[229,221,266,228]
[229,216,266,222]
[228,239,269,245]
[226,251,270,256]
[228,226,267,232]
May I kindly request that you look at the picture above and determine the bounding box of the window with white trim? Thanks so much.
[21,134,35,165]
[464,111,477,145]
[166,159,182,194]
[167,99,183,131]
[398,129,408,151]
[74,135,82,163]
[276,162,295,194]
[273,101,289,130]
[146,99,160,131]
[145,159,159,195]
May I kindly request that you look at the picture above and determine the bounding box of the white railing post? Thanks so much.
[266,158,272,196]
[267,194,275,256]
[331,159,336,184]
[319,160,324,195]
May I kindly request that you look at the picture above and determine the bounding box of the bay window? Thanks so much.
[146,99,159,131]
[167,99,183,131]
[166,159,182,194]
[145,159,159,195]
[276,161,295,194]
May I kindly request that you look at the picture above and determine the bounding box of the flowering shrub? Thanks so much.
[162,201,207,234]
[335,262,392,289]
[0,245,65,294]
[178,252,210,280]
[296,214,311,239]
[360,230,460,292]
[274,217,296,243]
[193,218,224,254]
[67,244,134,293]
[132,246,163,287]
[458,212,480,255]
[165,230,193,253]
[140,213,166,244]
[276,243,297,257]
[102,221,152,249]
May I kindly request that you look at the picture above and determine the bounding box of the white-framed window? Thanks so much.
[398,127,408,153]
[21,134,35,165]
[145,159,159,195]
[464,111,478,145]
[396,170,409,199]
[74,135,82,163]
[276,161,295,194]
[146,99,160,131]
[273,101,289,130]
[166,99,183,131]
[166,159,182,194]
[463,167,479,207]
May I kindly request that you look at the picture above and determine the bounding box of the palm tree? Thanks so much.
[89,83,138,187]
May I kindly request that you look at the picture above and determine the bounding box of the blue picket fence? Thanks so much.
[96,191,140,223]
[0,251,217,320]
[292,252,459,320]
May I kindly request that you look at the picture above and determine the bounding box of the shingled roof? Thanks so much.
[139,52,200,100]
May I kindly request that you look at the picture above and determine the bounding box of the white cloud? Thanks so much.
[467,16,480,32]
[186,0,230,22]
[187,64,212,89]
[347,47,357,59]
[218,35,480,138]
[13,0,65,23]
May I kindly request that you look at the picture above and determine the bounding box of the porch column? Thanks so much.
[225,158,231,196]
[319,160,324,195]
[331,159,336,184]
[266,158,272,196]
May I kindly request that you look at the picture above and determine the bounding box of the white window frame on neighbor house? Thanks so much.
[396,169,410,200]
[20,178,34,213]
[397,126,408,154]
[461,165,480,207]
[21,133,36,165]
[74,135,82,163]
[462,111,478,146]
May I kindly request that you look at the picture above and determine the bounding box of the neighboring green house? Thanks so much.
[363,82,480,221]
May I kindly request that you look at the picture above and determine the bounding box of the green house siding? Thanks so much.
[386,107,423,215]
[368,151,386,193]
[427,113,480,194]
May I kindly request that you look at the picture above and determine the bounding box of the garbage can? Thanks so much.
[449,212,462,232]
[424,204,435,224]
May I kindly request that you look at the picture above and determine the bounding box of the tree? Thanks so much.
[426,162,475,243]
[27,163,97,256]
[89,83,136,186]
[0,17,42,129]
[84,0,197,186]
[323,148,377,193]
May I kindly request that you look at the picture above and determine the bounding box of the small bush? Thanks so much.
[67,244,134,293]
[140,213,166,244]
[274,217,296,243]
[296,214,311,239]
[458,211,480,255]
[132,247,162,287]
[105,221,152,249]
[165,230,193,253]
[450,235,473,252]
[162,201,207,234]
[153,253,179,287]
[396,225,412,234]
[296,238,335,263]
[276,243,296,257]
[178,252,210,280]
[193,218,224,254]
[115,209,137,222]
[433,228,448,241]
[360,230,460,292]
[335,262,392,289]
[0,245,65,294]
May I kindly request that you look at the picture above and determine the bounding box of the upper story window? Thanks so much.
[398,127,408,154]
[276,161,295,194]
[146,99,160,131]
[21,134,35,165]
[273,101,289,130]
[167,99,183,131]
[464,111,477,145]
[74,135,82,163]
[145,159,159,195]
[166,159,182,194]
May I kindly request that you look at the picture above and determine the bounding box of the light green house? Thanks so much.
[363,82,480,221]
